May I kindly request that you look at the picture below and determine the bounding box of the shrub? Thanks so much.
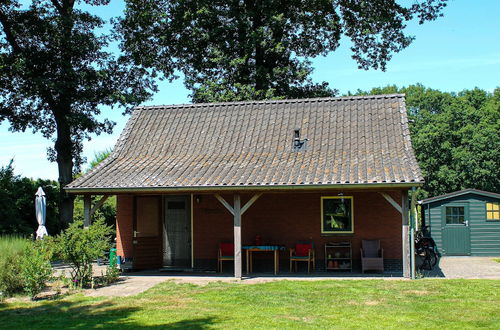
[104,266,120,286]
[0,236,30,296]
[52,219,113,288]
[20,240,53,300]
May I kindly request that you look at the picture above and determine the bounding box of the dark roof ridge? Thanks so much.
[136,94,405,110]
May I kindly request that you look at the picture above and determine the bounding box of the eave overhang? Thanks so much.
[65,182,423,195]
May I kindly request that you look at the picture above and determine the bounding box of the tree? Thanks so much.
[0,1,156,225]
[87,148,112,172]
[118,0,447,102]
[352,85,500,198]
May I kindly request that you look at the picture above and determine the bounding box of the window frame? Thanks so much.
[445,206,465,225]
[320,196,354,234]
[486,201,500,221]
[441,202,469,226]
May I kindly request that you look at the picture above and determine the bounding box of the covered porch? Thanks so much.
[83,187,412,278]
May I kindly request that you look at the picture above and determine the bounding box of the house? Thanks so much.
[65,94,423,278]
[419,189,500,256]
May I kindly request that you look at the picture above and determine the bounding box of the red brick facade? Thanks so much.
[116,190,404,271]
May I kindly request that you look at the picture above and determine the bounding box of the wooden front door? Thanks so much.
[133,196,162,269]
[163,196,191,268]
[441,203,471,255]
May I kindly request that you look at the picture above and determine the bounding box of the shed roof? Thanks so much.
[66,94,423,193]
[419,189,500,204]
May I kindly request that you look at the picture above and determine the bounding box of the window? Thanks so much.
[168,201,185,210]
[445,206,465,224]
[321,196,353,234]
[486,202,500,221]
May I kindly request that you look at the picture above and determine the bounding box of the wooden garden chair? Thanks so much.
[217,242,234,272]
[289,242,315,273]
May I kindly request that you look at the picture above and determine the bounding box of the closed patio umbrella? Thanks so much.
[35,187,48,239]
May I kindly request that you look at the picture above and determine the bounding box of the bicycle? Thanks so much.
[414,227,438,271]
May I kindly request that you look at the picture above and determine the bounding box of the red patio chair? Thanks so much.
[218,242,234,272]
[360,239,384,273]
[289,242,315,273]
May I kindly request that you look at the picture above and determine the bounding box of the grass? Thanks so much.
[0,235,31,295]
[0,235,30,263]
[1,279,499,329]
[494,259,500,263]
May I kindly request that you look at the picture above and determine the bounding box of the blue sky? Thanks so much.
[1,0,499,180]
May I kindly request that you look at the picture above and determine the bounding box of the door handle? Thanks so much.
[134,230,141,237]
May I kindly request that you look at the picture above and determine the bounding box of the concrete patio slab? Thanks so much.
[423,257,500,279]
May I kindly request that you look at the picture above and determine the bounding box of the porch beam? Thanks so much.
[241,193,262,215]
[401,190,410,278]
[234,194,242,279]
[215,194,234,215]
[90,195,109,216]
[83,195,91,227]
[379,192,402,214]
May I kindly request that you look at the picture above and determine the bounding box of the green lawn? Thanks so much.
[1,279,499,329]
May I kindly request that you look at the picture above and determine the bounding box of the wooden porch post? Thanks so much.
[215,193,262,279]
[83,195,91,228]
[401,190,410,278]
[380,191,411,278]
[234,194,242,279]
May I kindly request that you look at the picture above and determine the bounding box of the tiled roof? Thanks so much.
[66,94,423,192]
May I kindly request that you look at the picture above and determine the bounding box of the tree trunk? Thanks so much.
[246,0,267,92]
[54,109,74,226]
[55,2,76,226]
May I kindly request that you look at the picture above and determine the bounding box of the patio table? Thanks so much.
[242,245,286,275]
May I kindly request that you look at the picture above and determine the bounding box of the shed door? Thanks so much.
[163,196,191,268]
[441,203,471,255]
[133,196,162,269]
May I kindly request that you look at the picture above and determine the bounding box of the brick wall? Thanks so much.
[116,195,134,258]
[115,190,405,272]
[193,190,403,271]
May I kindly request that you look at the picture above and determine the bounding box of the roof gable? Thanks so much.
[420,189,500,204]
[67,94,423,192]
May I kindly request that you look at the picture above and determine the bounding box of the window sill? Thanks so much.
[321,233,354,237]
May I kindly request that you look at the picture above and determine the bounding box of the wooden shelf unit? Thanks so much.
[325,241,352,272]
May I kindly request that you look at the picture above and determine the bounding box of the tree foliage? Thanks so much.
[0,160,62,235]
[353,85,500,198]
[88,148,112,172]
[119,0,447,102]
[74,149,116,229]
[0,1,155,225]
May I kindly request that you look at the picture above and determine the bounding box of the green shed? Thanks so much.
[420,189,500,256]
